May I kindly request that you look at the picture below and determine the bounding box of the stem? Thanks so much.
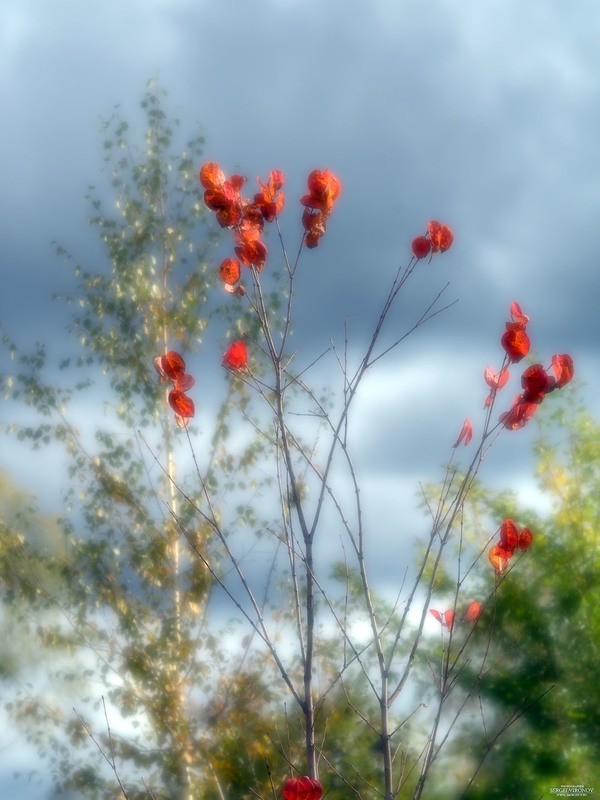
[251,262,319,777]
[412,641,450,800]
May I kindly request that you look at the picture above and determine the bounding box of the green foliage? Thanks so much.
[60,83,216,417]
[0,83,285,799]
[0,471,70,678]
[426,391,600,797]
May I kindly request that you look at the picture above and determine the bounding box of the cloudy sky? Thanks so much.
[2,0,599,796]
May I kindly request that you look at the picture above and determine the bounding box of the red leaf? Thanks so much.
[222,341,248,371]
[168,389,195,419]
[239,205,265,236]
[484,366,509,390]
[521,364,549,403]
[484,366,510,408]
[282,777,323,800]
[510,301,529,325]
[202,167,247,229]
[411,236,431,259]
[551,353,574,388]
[229,174,246,192]
[499,519,519,553]
[174,373,195,392]
[430,608,454,628]
[159,351,186,381]
[501,326,530,363]
[518,527,533,552]
[499,394,538,430]
[268,169,284,192]
[453,418,473,448]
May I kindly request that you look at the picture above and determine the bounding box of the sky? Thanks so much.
[1,0,600,796]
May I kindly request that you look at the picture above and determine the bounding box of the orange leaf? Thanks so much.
[427,220,454,253]
[219,257,241,286]
[199,162,225,190]
[301,169,341,215]
[488,544,512,573]
[463,601,482,621]
[235,237,268,270]
[254,169,285,221]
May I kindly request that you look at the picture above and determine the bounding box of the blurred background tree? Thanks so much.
[0,82,273,800]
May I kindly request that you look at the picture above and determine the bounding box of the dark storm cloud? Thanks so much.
[3,0,599,362]
[1,0,597,545]
[2,0,598,511]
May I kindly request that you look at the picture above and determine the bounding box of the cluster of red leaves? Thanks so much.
[153,351,195,427]
[430,601,482,629]
[488,519,533,574]
[499,354,572,430]
[301,169,342,248]
[222,340,248,372]
[471,302,575,431]
[411,220,454,260]
[498,306,573,430]
[199,163,245,227]
[200,162,281,287]
[201,163,341,292]
[282,777,323,800]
